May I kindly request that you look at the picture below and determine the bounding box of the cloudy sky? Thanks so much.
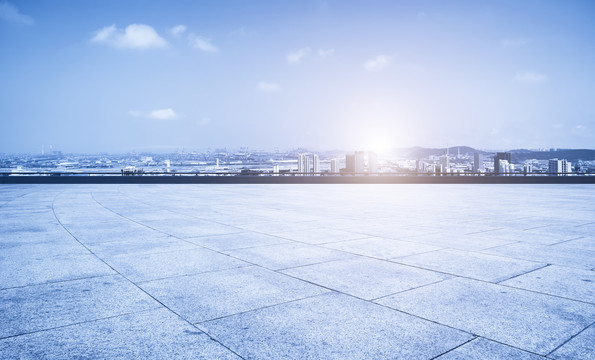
[1,0,594,153]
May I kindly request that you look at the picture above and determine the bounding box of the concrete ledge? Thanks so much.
[1,175,595,184]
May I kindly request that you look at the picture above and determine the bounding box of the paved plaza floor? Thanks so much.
[0,184,594,359]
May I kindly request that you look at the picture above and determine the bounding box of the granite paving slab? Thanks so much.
[186,231,291,251]
[142,218,243,238]
[106,247,249,282]
[553,236,595,251]
[282,257,451,300]
[549,323,595,360]
[396,248,545,282]
[398,232,517,251]
[199,292,473,360]
[140,266,329,323]
[436,337,546,359]
[322,237,442,259]
[0,275,159,338]
[0,253,114,289]
[62,220,162,244]
[500,265,595,303]
[270,228,371,244]
[0,308,241,360]
[85,234,197,258]
[483,242,595,270]
[376,277,595,355]
[224,242,358,270]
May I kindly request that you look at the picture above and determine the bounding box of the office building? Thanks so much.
[439,155,450,171]
[368,152,378,174]
[355,151,365,174]
[313,154,320,174]
[344,154,355,174]
[330,159,339,173]
[473,153,484,173]
[548,159,572,176]
[498,160,512,175]
[298,154,310,175]
[494,152,511,175]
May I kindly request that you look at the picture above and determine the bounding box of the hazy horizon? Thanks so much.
[1,0,594,153]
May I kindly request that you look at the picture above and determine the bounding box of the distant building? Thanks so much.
[548,159,572,176]
[298,154,310,175]
[494,152,511,175]
[344,154,355,174]
[313,154,320,174]
[355,151,365,174]
[473,153,484,173]
[330,159,339,173]
[523,163,533,175]
[498,160,512,175]
[368,152,378,174]
[439,155,450,170]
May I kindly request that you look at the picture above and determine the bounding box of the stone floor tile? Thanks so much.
[0,308,240,360]
[107,247,249,282]
[396,248,545,282]
[140,266,329,323]
[0,275,158,338]
[376,277,595,355]
[200,292,473,360]
[282,257,451,300]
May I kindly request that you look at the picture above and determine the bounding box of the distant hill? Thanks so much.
[509,149,595,162]
[389,147,595,162]
[391,146,486,159]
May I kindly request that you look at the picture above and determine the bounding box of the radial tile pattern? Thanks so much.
[0,184,594,359]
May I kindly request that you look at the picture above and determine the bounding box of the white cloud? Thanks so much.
[0,2,34,25]
[501,38,531,48]
[515,71,548,84]
[188,34,219,53]
[258,82,280,92]
[149,108,177,120]
[287,47,311,64]
[318,48,335,58]
[91,24,167,49]
[169,24,187,37]
[364,55,391,71]
[128,110,142,117]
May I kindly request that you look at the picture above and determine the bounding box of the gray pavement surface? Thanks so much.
[0,184,594,359]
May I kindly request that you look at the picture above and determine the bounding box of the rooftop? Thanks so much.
[1,184,594,359]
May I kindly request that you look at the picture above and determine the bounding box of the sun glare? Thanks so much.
[366,132,390,154]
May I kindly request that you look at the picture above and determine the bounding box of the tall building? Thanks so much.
[298,154,310,175]
[312,154,320,174]
[494,152,511,175]
[345,154,355,174]
[473,153,484,173]
[498,160,511,175]
[523,163,533,175]
[439,155,450,170]
[330,159,339,173]
[354,151,365,174]
[368,152,378,174]
[548,159,572,176]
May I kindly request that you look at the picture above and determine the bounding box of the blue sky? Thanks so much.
[1,0,594,153]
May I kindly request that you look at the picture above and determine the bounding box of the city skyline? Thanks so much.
[1,1,594,153]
